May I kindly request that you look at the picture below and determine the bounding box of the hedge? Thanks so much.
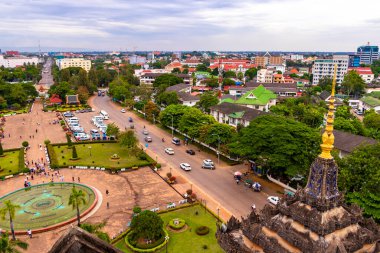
[124,229,169,253]
[168,218,186,230]
[195,226,210,236]
[18,148,25,171]
[46,144,59,169]
[50,140,118,146]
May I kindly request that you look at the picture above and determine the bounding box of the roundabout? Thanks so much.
[0,183,98,234]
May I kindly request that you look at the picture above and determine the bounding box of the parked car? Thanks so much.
[267,196,280,205]
[186,149,195,155]
[172,137,181,145]
[75,133,90,141]
[128,117,133,122]
[144,136,152,142]
[130,124,134,129]
[63,112,74,117]
[180,163,192,171]
[143,129,149,135]
[121,108,126,113]
[164,148,174,155]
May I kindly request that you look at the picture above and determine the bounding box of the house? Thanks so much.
[210,102,268,127]
[245,82,298,97]
[49,94,63,105]
[360,95,380,113]
[348,67,375,84]
[333,130,377,157]
[165,83,192,93]
[222,85,277,111]
[66,95,80,105]
[139,73,192,85]
[177,92,200,106]
[164,60,182,72]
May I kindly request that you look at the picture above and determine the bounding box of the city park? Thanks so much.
[0,105,224,253]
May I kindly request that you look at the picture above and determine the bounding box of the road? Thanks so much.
[90,95,278,219]
[38,57,54,87]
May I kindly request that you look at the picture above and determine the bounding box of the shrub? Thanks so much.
[186,189,193,195]
[155,163,161,169]
[169,176,176,182]
[133,206,142,214]
[203,245,208,250]
[195,226,210,236]
[168,218,186,230]
[166,172,172,178]
[44,139,51,145]
[138,153,147,160]
[22,141,29,148]
[72,145,78,159]
[66,134,73,148]
[0,142,3,156]
[18,148,24,171]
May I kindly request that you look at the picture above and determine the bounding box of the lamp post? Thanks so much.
[88,146,92,157]
[165,235,169,253]
[217,207,220,223]
[168,114,174,137]
[212,134,221,164]
[143,104,146,119]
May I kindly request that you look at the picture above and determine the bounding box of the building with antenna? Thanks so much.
[217,65,380,253]
[357,43,379,65]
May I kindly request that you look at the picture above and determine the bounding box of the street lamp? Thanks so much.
[165,235,170,253]
[88,146,92,157]
[212,134,221,164]
[217,207,220,223]
[168,114,174,137]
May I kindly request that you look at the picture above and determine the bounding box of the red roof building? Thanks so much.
[49,94,63,105]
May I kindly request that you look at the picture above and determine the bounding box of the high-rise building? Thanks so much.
[348,54,360,67]
[269,56,283,65]
[357,43,379,65]
[312,55,349,85]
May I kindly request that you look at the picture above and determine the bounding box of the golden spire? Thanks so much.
[319,64,337,159]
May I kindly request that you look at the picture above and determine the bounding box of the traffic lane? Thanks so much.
[92,96,270,216]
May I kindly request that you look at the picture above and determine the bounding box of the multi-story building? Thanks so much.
[290,54,304,61]
[254,56,268,68]
[348,55,360,67]
[267,64,286,73]
[129,55,147,65]
[139,73,192,85]
[357,44,379,65]
[312,55,349,85]
[269,56,284,65]
[56,58,92,71]
[0,55,39,68]
[348,67,374,84]
[257,69,274,83]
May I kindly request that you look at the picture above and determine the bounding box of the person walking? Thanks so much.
[27,229,32,238]
[78,177,80,183]
[107,202,109,209]
[106,189,109,196]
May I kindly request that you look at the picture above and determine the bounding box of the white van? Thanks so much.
[68,117,79,123]
[92,116,104,124]
[100,110,109,120]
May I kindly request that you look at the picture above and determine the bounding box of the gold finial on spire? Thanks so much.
[319,64,337,159]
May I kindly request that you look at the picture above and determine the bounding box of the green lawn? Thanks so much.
[114,205,224,253]
[0,150,21,177]
[52,143,152,169]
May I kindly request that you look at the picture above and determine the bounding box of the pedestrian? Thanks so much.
[106,189,109,196]
[72,176,75,182]
[32,135,34,139]
[78,177,80,183]
[8,134,10,138]
[107,202,109,209]
[27,229,32,238]
[236,179,240,184]
[31,174,34,180]
[36,129,38,133]
[29,135,31,139]
[19,136,21,139]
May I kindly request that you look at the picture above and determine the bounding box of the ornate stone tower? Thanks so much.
[217,65,380,253]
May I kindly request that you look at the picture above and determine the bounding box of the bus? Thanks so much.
[100,110,109,120]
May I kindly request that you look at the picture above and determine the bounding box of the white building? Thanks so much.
[129,55,147,65]
[312,55,349,85]
[257,69,274,83]
[290,54,304,61]
[56,58,92,71]
[266,64,286,74]
[347,67,374,84]
[0,55,39,68]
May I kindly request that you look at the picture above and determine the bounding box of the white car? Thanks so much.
[267,196,280,205]
[143,129,149,135]
[165,148,174,155]
[180,163,192,171]
[121,108,126,113]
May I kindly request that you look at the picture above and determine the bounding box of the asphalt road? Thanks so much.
[38,58,54,87]
[91,95,275,218]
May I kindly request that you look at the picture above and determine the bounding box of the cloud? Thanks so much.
[0,0,379,51]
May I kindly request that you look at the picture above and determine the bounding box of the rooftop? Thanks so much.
[333,130,377,153]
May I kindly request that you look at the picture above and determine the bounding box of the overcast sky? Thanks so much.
[1,0,379,51]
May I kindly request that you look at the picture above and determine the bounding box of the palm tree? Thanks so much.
[68,187,87,226]
[0,200,20,240]
[0,232,28,253]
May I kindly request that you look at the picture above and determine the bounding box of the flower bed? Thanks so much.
[168,218,186,230]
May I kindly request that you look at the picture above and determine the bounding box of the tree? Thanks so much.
[196,92,219,113]
[0,232,28,253]
[80,222,110,243]
[68,187,87,226]
[159,104,190,128]
[60,68,71,82]
[72,145,78,159]
[223,78,235,86]
[119,130,138,149]
[171,68,181,74]
[223,71,236,78]
[144,101,160,122]
[133,83,153,101]
[106,123,120,138]
[77,86,89,104]
[152,74,183,88]
[0,142,4,156]
[245,68,258,80]
[334,117,365,135]
[204,77,219,88]
[196,64,208,72]
[318,76,332,92]
[66,134,73,148]
[341,70,366,97]
[228,115,320,177]
[199,123,236,148]
[337,143,380,221]
[178,107,216,138]
[0,200,21,240]
[156,91,179,106]
[371,59,380,78]
[363,110,380,130]
[108,79,131,101]
[130,210,164,240]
